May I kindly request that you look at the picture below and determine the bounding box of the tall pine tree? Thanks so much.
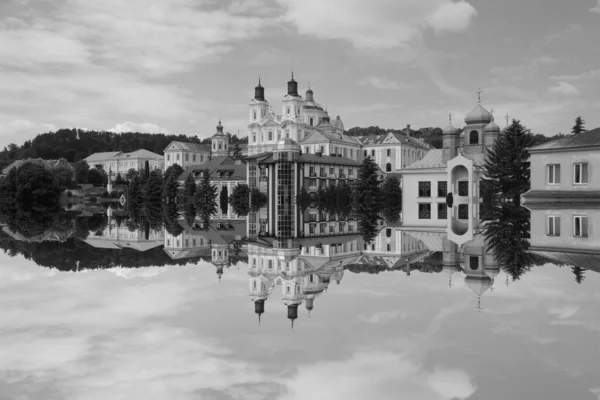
[194,169,217,226]
[572,116,586,134]
[381,176,402,223]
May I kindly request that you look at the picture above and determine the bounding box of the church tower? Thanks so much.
[211,120,229,156]
[483,116,500,152]
[249,78,269,124]
[443,113,460,163]
[281,72,304,141]
[463,89,492,156]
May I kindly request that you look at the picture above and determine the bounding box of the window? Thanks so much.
[309,117,314,126]
[386,228,392,238]
[309,166,315,175]
[371,150,375,156]
[438,203,447,220]
[192,154,196,162]
[458,204,469,219]
[438,181,447,197]
[287,106,290,115]
[350,149,354,158]
[418,203,431,219]
[418,181,431,197]
[386,163,392,172]
[364,150,367,157]
[320,223,326,233]
[330,167,334,174]
[176,154,180,161]
[268,131,273,141]
[253,133,256,142]
[574,216,589,238]
[573,163,588,184]
[387,149,391,156]
[167,154,170,161]
[309,225,315,234]
[469,256,479,270]
[349,168,353,176]
[309,178,317,187]
[547,215,560,236]
[469,130,479,145]
[458,181,469,196]
[253,111,257,120]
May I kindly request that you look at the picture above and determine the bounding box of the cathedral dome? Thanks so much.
[443,124,460,135]
[212,119,226,138]
[465,276,492,296]
[274,137,301,153]
[465,104,492,125]
[484,120,500,133]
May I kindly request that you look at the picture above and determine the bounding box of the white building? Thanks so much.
[85,149,163,177]
[357,130,431,173]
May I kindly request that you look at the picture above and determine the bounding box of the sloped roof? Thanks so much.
[165,141,211,152]
[529,127,600,152]
[357,133,431,150]
[403,149,445,170]
[118,149,163,160]
[85,152,122,162]
[530,250,600,273]
[178,155,246,182]
[523,190,600,200]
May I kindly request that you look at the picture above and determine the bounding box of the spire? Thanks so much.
[254,77,265,101]
[448,112,453,125]
[216,119,224,134]
[505,114,510,126]
[476,88,484,104]
[287,70,299,97]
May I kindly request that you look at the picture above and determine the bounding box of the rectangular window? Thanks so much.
[470,256,479,269]
[458,181,469,196]
[309,224,315,234]
[387,149,391,156]
[330,167,334,174]
[547,215,560,236]
[547,164,561,184]
[320,223,326,233]
[438,203,448,220]
[573,163,588,184]
[176,154,180,161]
[371,150,375,156]
[185,154,189,161]
[268,131,273,141]
[192,154,196,162]
[574,216,589,238]
[418,203,431,219]
[458,204,469,219]
[438,181,447,197]
[350,149,354,158]
[349,168,353,175]
[418,182,431,197]
[364,150,367,157]
[309,178,317,187]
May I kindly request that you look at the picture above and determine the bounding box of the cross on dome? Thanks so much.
[476,88,484,104]
[505,114,510,125]
[448,112,453,125]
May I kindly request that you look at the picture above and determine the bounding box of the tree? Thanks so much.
[163,164,184,204]
[125,168,139,182]
[53,166,74,190]
[482,119,534,204]
[381,176,402,223]
[220,186,229,215]
[250,188,268,211]
[231,142,243,160]
[296,187,311,213]
[193,169,217,225]
[572,116,586,135]
[144,169,163,206]
[73,160,89,184]
[352,156,382,215]
[144,160,150,182]
[87,168,104,186]
[115,173,124,185]
[127,175,143,214]
[14,162,60,210]
[572,266,586,284]
[229,184,251,216]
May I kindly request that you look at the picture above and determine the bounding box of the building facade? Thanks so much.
[85,149,163,177]
[357,130,432,173]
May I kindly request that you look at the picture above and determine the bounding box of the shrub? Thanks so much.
[66,191,73,197]
[89,196,97,203]
[110,190,118,198]
[102,191,109,197]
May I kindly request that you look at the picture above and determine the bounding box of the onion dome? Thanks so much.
[254,78,265,101]
[484,119,500,133]
[287,303,299,329]
[212,119,225,137]
[443,124,460,135]
[305,298,314,311]
[465,276,492,296]
[287,71,299,97]
[303,88,324,111]
[274,137,301,153]
[305,88,314,101]
[465,104,492,125]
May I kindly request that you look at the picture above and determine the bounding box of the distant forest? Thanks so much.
[0,128,248,171]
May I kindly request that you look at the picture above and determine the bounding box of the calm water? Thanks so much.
[1,213,600,399]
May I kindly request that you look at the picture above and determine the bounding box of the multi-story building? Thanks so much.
[357,129,432,173]
[85,149,163,177]
[245,137,363,239]
[523,127,600,205]
[179,155,247,220]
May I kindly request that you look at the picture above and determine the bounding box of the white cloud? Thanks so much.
[358,76,410,90]
[107,122,170,134]
[358,310,405,324]
[549,305,580,320]
[428,369,477,399]
[551,68,600,81]
[278,0,477,50]
[426,0,478,34]
[591,1,600,13]
[549,81,580,96]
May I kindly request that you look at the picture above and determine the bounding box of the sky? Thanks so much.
[0,0,599,148]
[2,249,600,399]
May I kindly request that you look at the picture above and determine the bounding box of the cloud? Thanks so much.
[358,310,405,324]
[549,81,580,96]
[591,1,600,13]
[358,76,410,90]
[491,57,558,82]
[549,305,580,320]
[425,0,478,34]
[428,369,477,399]
[278,0,477,50]
[551,68,600,81]
[107,122,170,134]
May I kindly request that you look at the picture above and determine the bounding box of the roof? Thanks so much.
[465,104,492,125]
[85,152,121,162]
[85,150,163,162]
[523,190,600,200]
[165,141,211,153]
[403,149,445,170]
[1,158,73,175]
[118,149,163,160]
[179,156,247,182]
[301,129,361,146]
[357,132,431,150]
[257,153,362,167]
[529,127,600,152]
[530,250,600,273]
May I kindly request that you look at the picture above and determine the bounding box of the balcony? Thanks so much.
[309,172,317,177]
[329,173,337,179]
[339,173,346,178]
[319,173,328,178]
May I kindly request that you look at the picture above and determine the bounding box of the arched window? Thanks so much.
[386,163,392,172]
[253,111,257,120]
[470,130,479,145]
[386,228,392,238]
[309,117,314,126]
